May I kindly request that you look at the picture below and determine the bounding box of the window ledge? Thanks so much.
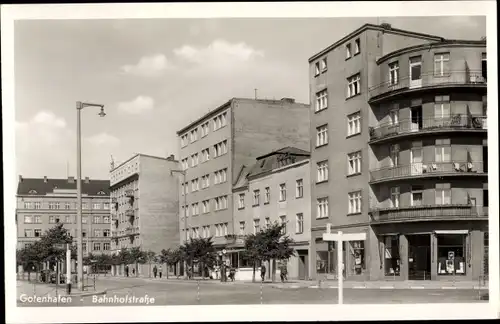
[252,204,260,208]
[346,132,361,139]
[279,200,286,203]
[264,202,270,205]
[316,180,328,185]
[296,231,304,235]
[353,52,360,57]
[237,207,245,211]
[345,56,352,61]
[321,69,328,74]
[316,216,329,220]
[315,143,329,149]
[314,73,320,78]
[347,212,362,216]
[314,107,328,114]
[347,172,362,178]
[346,93,362,101]
[296,196,303,199]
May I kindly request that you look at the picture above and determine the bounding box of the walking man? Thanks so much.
[159,265,163,279]
[125,265,129,277]
[153,265,158,279]
[260,264,266,282]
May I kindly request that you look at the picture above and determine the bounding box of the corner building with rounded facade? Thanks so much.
[309,23,488,282]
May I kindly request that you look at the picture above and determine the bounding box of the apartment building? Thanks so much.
[16,176,111,255]
[109,153,179,276]
[232,147,311,281]
[176,98,310,258]
[309,23,488,281]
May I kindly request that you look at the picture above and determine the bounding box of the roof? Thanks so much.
[309,23,444,63]
[176,97,309,135]
[17,178,110,196]
[247,147,310,179]
[110,153,177,172]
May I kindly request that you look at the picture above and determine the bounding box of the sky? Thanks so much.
[14,16,486,180]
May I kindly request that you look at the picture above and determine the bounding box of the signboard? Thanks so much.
[323,232,367,241]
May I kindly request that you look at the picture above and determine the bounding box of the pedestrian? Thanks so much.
[215,266,219,280]
[280,264,288,283]
[159,265,163,279]
[260,264,266,282]
[229,267,236,281]
[125,265,129,277]
[132,268,135,276]
[153,265,158,278]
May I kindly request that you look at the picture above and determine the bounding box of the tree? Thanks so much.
[144,250,157,278]
[158,248,181,279]
[128,247,146,277]
[243,222,296,283]
[180,237,216,279]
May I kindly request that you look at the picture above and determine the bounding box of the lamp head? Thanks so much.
[98,106,106,117]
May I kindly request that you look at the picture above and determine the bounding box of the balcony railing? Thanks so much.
[125,226,139,236]
[369,204,488,223]
[370,161,485,183]
[369,70,486,99]
[369,115,487,142]
[125,209,135,217]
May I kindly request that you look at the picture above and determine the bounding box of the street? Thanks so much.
[17,277,486,307]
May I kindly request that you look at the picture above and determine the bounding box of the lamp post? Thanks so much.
[171,169,188,279]
[76,101,106,290]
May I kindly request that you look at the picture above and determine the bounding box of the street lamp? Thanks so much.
[76,101,106,290]
[171,169,188,279]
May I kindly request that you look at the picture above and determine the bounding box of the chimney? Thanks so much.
[19,175,22,183]
[68,176,75,183]
[84,177,90,183]
[167,154,175,161]
[43,176,48,183]
[281,97,295,103]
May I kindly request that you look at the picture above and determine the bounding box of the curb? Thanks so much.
[306,285,488,290]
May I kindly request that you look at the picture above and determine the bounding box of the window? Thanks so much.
[191,203,199,216]
[435,139,451,162]
[190,128,198,143]
[253,219,260,234]
[103,243,110,251]
[93,243,101,251]
[296,213,304,234]
[103,202,110,210]
[213,140,228,157]
[390,187,400,208]
[280,215,287,234]
[279,183,287,202]
[265,217,270,228]
[82,243,87,252]
[317,160,329,182]
[94,229,102,237]
[321,58,327,72]
[384,235,401,276]
[55,202,60,209]
[389,61,399,85]
[93,216,101,224]
[103,229,110,237]
[93,203,100,210]
[214,196,228,211]
[314,62,320,76]
[482,53,487,80]
[65,215,71,224]
[317,197,329,219]
[436,183,451,205]
[238,193,245,209]
[264,187,270,204]
[24,215,33,223]
[24,202,32,209]
[191,178,199,192]
[390,144,400,167]
[223,223,228,236]
[239,222,246,235]
[350,241,365,274]
[315,89,328,112]
[202,200,210,213]
[437,234,466,275]
[214,168,227,184]
[191,153,199,167]
[252,190,260,206]
[181,134,189,147]
[347,74,361,98]
[82,216,88,224]
[82,203,88,209]
[201,148,210,162]
[213,112,228,131]
[348,191,362,214]
[411,185,423,206]
[201,122,210,137]
[49,216,56,224]
[434,95,451,121]
[347,151,362,175]
[389,108,399,125]
[103,216,110,223]
[347,112,361,136]
[202,225,211,238]
[346,43,352,59]
[34,202,41,209]
[181,158,189,171]
[34,215,41,224]
[201,174,210,189]
[354,38,360,54]
[24,229,33,237]
[434,53,450,76]
[316,124,328,146]
[48,202,56,209]
[296,179,303,198]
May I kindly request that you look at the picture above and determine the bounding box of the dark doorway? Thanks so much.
[298,254,308,280]
[410,106,423,131]
[407,234,431,280]
[483,146,488,173]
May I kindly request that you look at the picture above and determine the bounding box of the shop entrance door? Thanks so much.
[407,234,431,280]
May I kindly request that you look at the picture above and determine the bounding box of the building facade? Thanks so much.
[176,97,310,259]
[232,147,312,281]
[16,176,111,255]
[109,153,180,276]
[309,23,488,281]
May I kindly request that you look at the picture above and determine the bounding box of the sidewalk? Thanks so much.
[16,279,107,299]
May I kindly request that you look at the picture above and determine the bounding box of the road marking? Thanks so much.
[380,286,394,289]
[410,286,425,289]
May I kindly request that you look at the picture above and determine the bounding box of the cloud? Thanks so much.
[117,96,155,114]
[121,54,171,77]
[173,39,264,72]
[85,132,120,147]
[31,111,67,128]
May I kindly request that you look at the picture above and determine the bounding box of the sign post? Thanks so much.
[322,225,366,305]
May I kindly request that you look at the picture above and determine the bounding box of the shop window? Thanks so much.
[437,234,466,275]
[350,241,365,274]
[316,251,328,274]
[384,236,400,276]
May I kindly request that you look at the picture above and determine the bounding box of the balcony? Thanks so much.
[125,189,134,198]
[369,115,487,144]
[125,226,139,236]
[125,209,135,217]
[369,70,486,102]
[370,161,486,184]
[369,204,488,224]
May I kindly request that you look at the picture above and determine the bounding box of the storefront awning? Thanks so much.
[434,230,469,234]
